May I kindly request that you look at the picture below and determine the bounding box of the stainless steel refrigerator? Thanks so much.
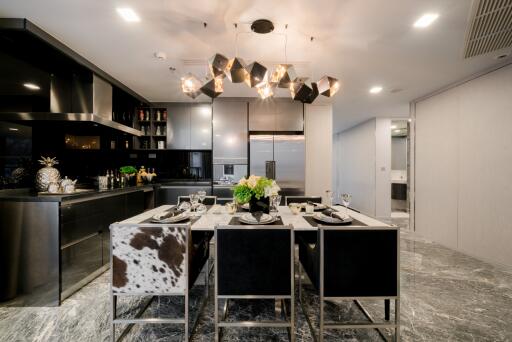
[249,134,305,200]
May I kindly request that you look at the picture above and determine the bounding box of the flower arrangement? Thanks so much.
[233,175,280,204]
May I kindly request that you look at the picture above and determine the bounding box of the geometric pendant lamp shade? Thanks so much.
[181,73,203,99]
[271,64,297,88]
[208,53,229,79]
[225,57,248,83]
[316,75,340,97]
[245,61,268,88]
[200,77,224,98]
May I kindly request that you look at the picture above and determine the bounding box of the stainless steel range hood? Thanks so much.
[0,112,142,136]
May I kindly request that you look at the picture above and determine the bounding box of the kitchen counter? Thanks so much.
[0,184,155,202]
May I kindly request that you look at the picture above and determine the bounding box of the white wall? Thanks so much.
[333,118,391,218]
[415,63,512,267]
[305,104,332,197]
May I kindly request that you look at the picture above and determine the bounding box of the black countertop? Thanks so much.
[0,185,155,202]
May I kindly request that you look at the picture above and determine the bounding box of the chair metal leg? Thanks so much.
[185,291,189,341]
[215,296,219,342]
[111,295,116,342]
[205,258,209,299]
[319,296,324,342]
[395,299,400,342]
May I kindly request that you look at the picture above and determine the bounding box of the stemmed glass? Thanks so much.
[189,193,199,213]
[197,190,206,205]
[340,193,352,217]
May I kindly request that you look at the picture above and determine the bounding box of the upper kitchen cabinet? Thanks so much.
[213,101,248,164]
[166,103,191,150]
[248,99,303,132]
[164,103,212,150]
[191,104,212,150]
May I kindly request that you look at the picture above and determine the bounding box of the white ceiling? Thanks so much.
[1,0,511,132]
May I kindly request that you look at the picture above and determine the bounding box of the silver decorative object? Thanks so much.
[208,53,229,79]
[245,62,268,88]
[225,57,248,83]
[35,156,61,192]
[316,75,340,97]
[200,77,224,98]
[256,81,275,99]
[181,73,202,99]
[290,78,319,103]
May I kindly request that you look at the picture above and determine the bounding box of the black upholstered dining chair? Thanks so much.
[178,195,217,205]
[285,196,322,205]
[109,222,210,342]
[214,225,295,342]
[297,225,400,342]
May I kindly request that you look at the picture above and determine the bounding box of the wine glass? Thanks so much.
[340,193,352,217]
[197,190,207,205]
[189,193,199,212]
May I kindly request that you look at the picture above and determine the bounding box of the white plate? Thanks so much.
[151,211,189,223]
[239,213,275,225]
[312,212,352,224]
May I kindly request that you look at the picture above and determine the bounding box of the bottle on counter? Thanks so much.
[138,109,144,121]
[156,109,161,121]
[162,109,168,121]
[106,170,112,189]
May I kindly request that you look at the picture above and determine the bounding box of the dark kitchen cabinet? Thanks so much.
[59,190,144,299]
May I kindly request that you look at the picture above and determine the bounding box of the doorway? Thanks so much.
[390,120,410,220]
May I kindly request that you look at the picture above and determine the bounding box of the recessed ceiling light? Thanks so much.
[391,125,397,129]
[23,83,40,90]
[9,128,19,131]
[413,13,439,28]
[116,8,140,22]
[369,86,383,94]
[394,129,401,133]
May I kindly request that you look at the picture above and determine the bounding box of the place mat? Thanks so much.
[141,214,201,225]
[302,215,367,227]
[228,216,284,226]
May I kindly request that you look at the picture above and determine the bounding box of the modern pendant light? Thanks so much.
[180,19,341,103]
[245,61,268,88]
[208,53,229,79]
[316,75,340,97]
[200,77,224,98]
[181,73,203,99]
[225,57,248,83]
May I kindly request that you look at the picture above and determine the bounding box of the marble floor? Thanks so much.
[1,221,512,342]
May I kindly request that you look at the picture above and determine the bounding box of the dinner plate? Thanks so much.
[239,213,275,225]
[151,211,190,223]
[312,212,352,224]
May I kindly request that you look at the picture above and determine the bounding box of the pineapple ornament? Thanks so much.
[36,156,61,192]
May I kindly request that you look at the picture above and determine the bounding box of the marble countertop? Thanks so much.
[0,184,154,202]
[120,205,392,231]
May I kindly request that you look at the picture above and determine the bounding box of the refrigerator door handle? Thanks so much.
[265,160,276,179]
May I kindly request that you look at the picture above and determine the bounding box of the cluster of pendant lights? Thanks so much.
[181,53,340,103]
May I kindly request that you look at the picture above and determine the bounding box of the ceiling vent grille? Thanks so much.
[464,0,512,58]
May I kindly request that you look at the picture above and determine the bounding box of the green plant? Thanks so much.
[232,175,280,204]
[119,166,137,175]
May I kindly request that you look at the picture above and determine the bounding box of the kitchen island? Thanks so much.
[0,185,154,306]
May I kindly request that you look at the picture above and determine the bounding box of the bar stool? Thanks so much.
[109,222,209,341]
[297,225,400,341]
[214,224,295,342]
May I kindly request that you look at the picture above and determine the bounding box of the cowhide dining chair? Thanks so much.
[109,222,210,342]
[297,225,400,342]
[214,225,295,342]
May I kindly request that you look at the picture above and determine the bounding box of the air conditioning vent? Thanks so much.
[464,0,512,58]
